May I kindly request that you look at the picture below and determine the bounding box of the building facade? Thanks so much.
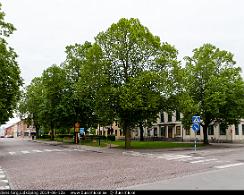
[96,111,244,143]
[4,120,36,138]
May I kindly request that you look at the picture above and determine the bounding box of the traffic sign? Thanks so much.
[80,128,85,135]
[192,123,200,132]
[192,116,200,124]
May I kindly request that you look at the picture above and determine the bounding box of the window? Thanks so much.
[154,127,158,136]
[208,125,214,135]
[160,112,164,123]
[220,124,226,135]
[147,129,150,136]
[160,126,166,137]
[176,126,181,136]
[235,124,239,135]
[185,128,190,135]
[242,124,244,135]
[176,110,181,121]
[115,130,117,136]
[168,112,172,122]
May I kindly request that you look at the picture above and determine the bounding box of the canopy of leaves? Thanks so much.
[180,43,244,130]
[0,3,22,124]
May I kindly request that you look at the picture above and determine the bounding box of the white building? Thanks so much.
[136,111,244,143]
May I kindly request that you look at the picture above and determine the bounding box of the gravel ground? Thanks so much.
[1,139,240,190]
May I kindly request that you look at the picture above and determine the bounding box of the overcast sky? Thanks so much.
[1,0,244,127]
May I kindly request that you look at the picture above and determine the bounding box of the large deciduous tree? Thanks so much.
[40,65,68,140]
[0,3,22,124]
[18,77,44,138]
[180,43,244,144]
[93,18,179,148]
[62,42,97,129]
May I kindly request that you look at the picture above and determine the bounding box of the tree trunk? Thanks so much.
[124,121,131,149]
[139,122,144,141]
[50,122,54,141]
[35,125,40,139]
[202,125,209,144]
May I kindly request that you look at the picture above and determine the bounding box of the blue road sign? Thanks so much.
[192,116,200,124]
[192,123,200,132]
[80,128,85,134]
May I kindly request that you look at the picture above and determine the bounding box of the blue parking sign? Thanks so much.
[192,123,200,132]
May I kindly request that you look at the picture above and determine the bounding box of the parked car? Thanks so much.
[0,135,5,138]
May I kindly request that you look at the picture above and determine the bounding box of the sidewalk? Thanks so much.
[31,139,119,154]
[30,139,244,155]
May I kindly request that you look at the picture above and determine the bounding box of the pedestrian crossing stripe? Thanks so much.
[215,162,244,169]
[0,186,10,190]
[7,148,85,156]
[190,158,217,164]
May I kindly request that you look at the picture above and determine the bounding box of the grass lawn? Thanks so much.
[110,140,204,149]
[38,137,204,149]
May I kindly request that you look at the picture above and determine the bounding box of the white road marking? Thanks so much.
[64,149,75,151]
[44,149,53,152]
[32,150,43,153]
[190,158,217,164]
[164,155,193,160]
[215,162,244,169]
[178,156,204,161]
[21,151,30,154]
[9,152,16,155]
[0,186,10,190]
[52,149,63,151]
[0,175,6,179]
[77,149,85,152]
[0,180,8,183]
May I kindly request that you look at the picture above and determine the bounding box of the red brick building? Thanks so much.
[4,120,35,138]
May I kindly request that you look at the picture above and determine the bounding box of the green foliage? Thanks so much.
[179,43,244,143]
[0,3,22,124]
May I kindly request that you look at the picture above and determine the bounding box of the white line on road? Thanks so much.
[215,162,244,169]
[0,180,8,183]
[52,149,63,151]
[164,155,193,160]
[0,186,10,190]
[9,152,16,155]
[0,175,6,179]
[44,149,53,152]
[21,151,30,154]
[178,156,204,161]
[76,149,85,152]
[64,149,75,151]
[32,150,43,153]
[190,158,217,164]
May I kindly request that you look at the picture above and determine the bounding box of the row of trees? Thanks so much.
[0,3,22,125]
[18,18,244,148]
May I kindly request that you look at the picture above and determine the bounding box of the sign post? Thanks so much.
[74,122,80,144]
[192,116,200,152]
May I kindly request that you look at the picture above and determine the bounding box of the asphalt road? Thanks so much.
[122,165,244,190]
[1,138,244,190]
